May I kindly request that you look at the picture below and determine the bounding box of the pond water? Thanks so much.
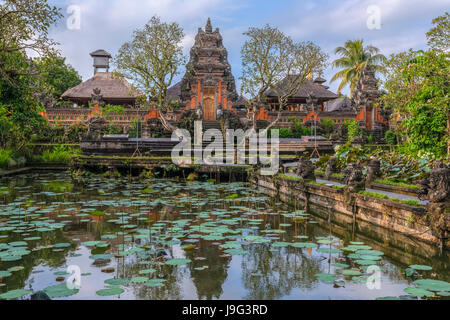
[0,171,449,300]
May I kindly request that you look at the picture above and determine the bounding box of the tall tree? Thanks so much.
[381,13,449,157]
[0,0,62,88]
[114,15,186,132]
[33,54,82,101]
[426,12,449,52]
[240,25,328,135]
[330,39,386,97]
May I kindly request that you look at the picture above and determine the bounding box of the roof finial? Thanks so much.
[205,17,212,32]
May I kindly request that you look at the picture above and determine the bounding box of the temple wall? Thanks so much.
[250,174,447,247]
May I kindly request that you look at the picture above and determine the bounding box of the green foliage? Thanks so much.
[41,145,79,164]
[128,118,142,138]
[381,15,449,157]
[0,149,13,169]
[331,39,386,96]
[426,12,449,52]
[320,118,335,137]
[33,54,82,100]
[115,15,185,111]
[385,130,397,146]
[374,179,421,190]
[344,120,361,142]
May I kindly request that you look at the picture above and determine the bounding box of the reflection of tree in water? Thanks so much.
[185,240,231,300]
[240,243,323,299]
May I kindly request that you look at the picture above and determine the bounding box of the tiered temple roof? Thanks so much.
[167,18,238,119]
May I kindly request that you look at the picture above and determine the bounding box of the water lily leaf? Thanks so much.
[315,273,337,284]
[342,269,361,276]
[105,278,130,286]
[44,284,79,298]
[0,289,30,300]
[409,265,432,271]
[96,287,124,296]
[165,258,191,266]
[404,287,434,297]
[131,276,149,283]
[413,279,450,292]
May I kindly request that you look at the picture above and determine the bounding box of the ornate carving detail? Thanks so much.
[428,161,450,203]
[324,157,337,180]
[91,88,105,107]
[343,163,366,193]
[296,158,315,181]
[366,160,381,184]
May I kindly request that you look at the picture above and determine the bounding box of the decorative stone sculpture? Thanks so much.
[428,161,450,203]
[324,157,337,180]
[344,163,366,193]
[91,87,105,107]
[86,116,108,140]
[296,158,315,181]
[366,160,381,184]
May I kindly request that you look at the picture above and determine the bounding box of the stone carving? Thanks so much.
[324,157,337,180]
[91,88,105,107]
[330,124,346,142]
[428,160,450,203]
[306,92,318,113]
[296,158,315,181]
[366,160,381,184]
[343,163,366,193]
[86,116,108,140]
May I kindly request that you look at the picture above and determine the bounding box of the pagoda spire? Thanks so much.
[205,18,212,32]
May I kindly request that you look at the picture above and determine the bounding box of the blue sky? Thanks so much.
[47,0,448,96]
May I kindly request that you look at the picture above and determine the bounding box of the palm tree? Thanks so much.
[330,39,386,97]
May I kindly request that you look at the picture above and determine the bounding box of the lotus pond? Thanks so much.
[0,171,449,300]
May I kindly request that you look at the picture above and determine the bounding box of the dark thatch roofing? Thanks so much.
[327,97,353,112]
[234,95,248,107]
[90,49,112,57]
[265,79,338,100]
[167,81,182,102]
[61,72,141,100]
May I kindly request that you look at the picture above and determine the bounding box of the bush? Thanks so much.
[344,120,362,142]
[41,145,79,164]
[385,130,397,145]
[0,149,13,169]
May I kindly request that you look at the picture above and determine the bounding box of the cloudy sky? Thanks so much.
[47,0,448,96]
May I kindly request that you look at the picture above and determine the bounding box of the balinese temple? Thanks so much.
[61,50,141,107]
[43,20,389,139]
[167,18,241,123]
[43,50,143,126]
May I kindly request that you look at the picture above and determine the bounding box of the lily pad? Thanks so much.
[0,289,30,300]
[96,287,125,296]
[165,258,191,266]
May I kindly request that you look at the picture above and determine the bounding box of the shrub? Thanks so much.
[41,145,79,164]
[385,130,397,145]
[0,149,13,169]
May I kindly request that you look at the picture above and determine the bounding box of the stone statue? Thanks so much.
[91,88,105,107]
[344,163,366,193]
[85,116,108,140]
[428,161,450,203]
[296,158,315,181]
[366,160,381,184]
[324,157,337,180]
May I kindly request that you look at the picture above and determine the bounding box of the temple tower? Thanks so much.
[179,18,238,121]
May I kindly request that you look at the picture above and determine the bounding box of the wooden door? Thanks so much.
[203,86,215,120]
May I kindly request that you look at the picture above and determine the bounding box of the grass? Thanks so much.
[359,190,422,207]
[277,174,303,181]
[308,181,327,186]
[41,145,80,164]
[332,173,345,179]
[314,170,325,175]
[374,179,421,190]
